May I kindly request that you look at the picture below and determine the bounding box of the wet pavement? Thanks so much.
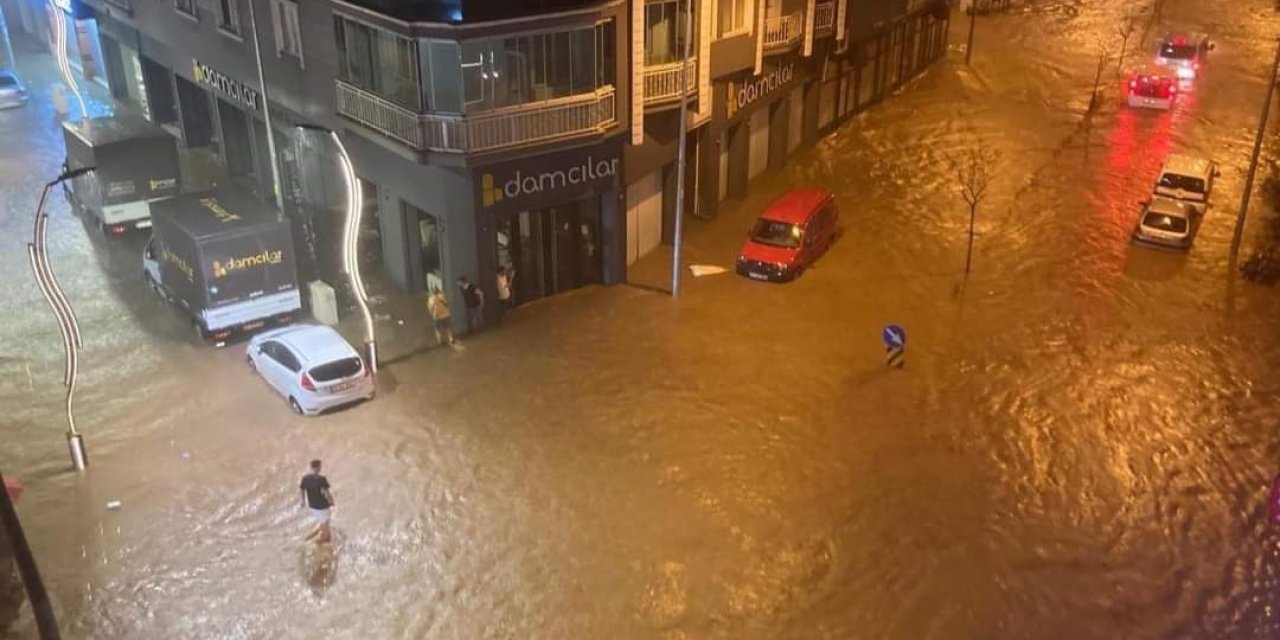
[5,0,1280,637]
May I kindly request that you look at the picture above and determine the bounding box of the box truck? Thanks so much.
[142,188,301,346]
[62,113,180,234]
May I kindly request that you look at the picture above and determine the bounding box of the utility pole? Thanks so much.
[670,0,695,296]
[1231,38,1280,258]
[964,0,977,65]
[247,0,286,220]
[0,471,61,639]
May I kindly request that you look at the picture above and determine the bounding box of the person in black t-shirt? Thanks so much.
[457,277,484,332]
[299,459,334,544]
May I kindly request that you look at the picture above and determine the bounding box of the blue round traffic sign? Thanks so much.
[882,324,906,348]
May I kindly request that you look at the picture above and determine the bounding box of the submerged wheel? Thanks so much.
[289,397,304,415]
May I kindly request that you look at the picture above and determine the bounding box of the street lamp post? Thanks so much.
[296,125,377,373]
[29,166,95,471]
[670,0,695,296]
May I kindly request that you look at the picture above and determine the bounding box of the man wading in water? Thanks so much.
[300,459,335,544]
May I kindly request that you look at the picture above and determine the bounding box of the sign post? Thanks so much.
[882,324,906,369]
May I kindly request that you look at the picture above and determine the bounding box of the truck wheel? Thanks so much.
[289,397,304,415]
[193,321,206,341]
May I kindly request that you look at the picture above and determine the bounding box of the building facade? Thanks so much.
[13,0,948,331]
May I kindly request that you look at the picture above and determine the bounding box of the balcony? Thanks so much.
[336,81,618,153]
[763,12,804,50]
[815,1,835,37]
[643,57,698,105]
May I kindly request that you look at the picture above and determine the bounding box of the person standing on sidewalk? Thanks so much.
[426,287,455,347]
[495,266,514,322]
[300,459,334,545]
[457,277,484,332]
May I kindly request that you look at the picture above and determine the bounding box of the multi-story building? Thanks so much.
[3,0,949,330]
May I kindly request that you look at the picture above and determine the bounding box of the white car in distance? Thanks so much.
[246,324,374,415]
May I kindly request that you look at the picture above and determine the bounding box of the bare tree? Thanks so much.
[1089,48,1110,113]
[951,146,1000,275]
[1115,12,1137,74]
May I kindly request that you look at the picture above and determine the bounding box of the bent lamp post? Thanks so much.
[297,125,377,373]
[29,166,94,471]
[48,0,86,120]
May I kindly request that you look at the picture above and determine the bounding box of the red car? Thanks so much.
[735,187,838,282]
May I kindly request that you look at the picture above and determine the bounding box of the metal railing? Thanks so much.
[815,1,836,36]
[336,81,617,153]
[763,11,805,49]
[335,81,423,148]
[644,57,698,105]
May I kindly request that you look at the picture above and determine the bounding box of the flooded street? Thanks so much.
[5,0,1280,637]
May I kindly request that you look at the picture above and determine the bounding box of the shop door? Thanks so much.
[175,75,213,147]
[748,107,769,180]
[497,201,602,304]
[626,171,663,265]
[217,98,255,179]
[819,81,836,129]
[100,36,129,102]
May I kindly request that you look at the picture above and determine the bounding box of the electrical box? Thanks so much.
[308,280,338,326]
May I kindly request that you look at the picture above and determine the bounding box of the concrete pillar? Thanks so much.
[726,122,749,200]
[601,188,625,285]
[767,98,789,171]
[697,126,719,219]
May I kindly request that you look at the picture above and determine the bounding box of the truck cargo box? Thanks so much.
[149,188,299,316]
[62,113,180,232]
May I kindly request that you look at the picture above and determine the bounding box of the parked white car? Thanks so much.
[0,71,29,109]
[1133,196,1199,249]
[246,324,374,415]
[1156,32,1213,80]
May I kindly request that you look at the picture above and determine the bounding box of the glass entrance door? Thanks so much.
[495,199,601,305]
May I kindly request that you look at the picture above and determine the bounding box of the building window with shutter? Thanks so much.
[217,0,241,36]
[272,0,303,63]
[174,0,197,19]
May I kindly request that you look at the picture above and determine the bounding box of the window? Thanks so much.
[645,0,692,65]
[217,0,241,35]
[272,0,303,62]
[174,0,196,18]
[334,15,421,110]
[453,21,615,113]
[750,219,802,248]
[309,357,363,382]
[718,0,751,38]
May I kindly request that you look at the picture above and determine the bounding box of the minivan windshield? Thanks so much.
[1160,43,1198,60]
[1158,173,1205,195]
[310,357,362,382]
[750,219,802,248]
[1143,211,1188,233]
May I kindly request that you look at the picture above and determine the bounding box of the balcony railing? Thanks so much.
[643,57,698,105]
[763,11,804,49]
[815,1,835,36]
[336,81,617,153]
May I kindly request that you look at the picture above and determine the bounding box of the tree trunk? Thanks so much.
[965,9,977,65]
[965,202,977,275]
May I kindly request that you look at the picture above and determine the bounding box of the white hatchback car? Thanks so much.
[0,70,29,109]
[1153,153,1218,214]
[1133,196,1199,249]
[247,324,374,415]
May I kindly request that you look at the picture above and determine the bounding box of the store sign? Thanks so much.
[726,63,796,119]
[475,139,622,216]
[192,60,260,110]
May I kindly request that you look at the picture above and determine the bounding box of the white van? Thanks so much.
[1153,154,1219,214]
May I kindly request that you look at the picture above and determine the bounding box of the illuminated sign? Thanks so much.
[192,60,260,110]
[726,64,795,119]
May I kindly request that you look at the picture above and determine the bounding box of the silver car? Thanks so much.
[0,71,29,109]
[247,324,375,415]
[1133,196,1199,249]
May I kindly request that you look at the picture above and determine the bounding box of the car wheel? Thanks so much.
[193,321,206,341]
[289,397,304,415]
[246,353,255,371]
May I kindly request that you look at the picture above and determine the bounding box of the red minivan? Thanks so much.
[735,187,838,282]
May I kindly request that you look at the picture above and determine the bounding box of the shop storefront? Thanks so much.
[476,137,624,306]
[713,56,807,204]
[11,0,106,89]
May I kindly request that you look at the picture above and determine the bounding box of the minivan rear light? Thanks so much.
[301,372,316,391]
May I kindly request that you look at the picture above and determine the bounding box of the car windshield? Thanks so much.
[1143,211,1188,233]
[750,219,802,248]
[309,357,362,382]
[1160,43,1198,60]
[1158,173,1205,195]
[0,75,16,87]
